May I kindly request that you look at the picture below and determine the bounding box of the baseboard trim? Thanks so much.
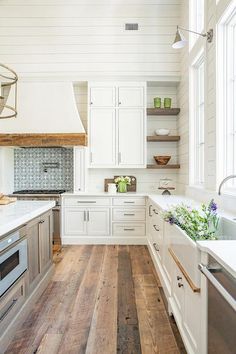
[62,236,147,245]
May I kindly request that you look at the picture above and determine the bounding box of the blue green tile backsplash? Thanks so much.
[14,148,73,191]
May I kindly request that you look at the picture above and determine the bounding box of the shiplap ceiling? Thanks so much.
[0,0,181,80]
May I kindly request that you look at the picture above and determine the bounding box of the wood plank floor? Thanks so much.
[5,246,186,354]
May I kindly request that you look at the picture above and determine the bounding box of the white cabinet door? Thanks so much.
[118,86,144,107]
[182,277,201,354]
[89,109,116,167]
[162,222,172,285]
[90,86,115,107]
[87,209,110,236]
[118,109,145,167]
[64,208,87,236]
[171,259,185,319]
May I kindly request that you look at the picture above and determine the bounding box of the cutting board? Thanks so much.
[0,196,17,205]
[104,176,137,192]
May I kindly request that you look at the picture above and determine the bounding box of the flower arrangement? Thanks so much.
[114,176,131,193]
[162,199,219,241]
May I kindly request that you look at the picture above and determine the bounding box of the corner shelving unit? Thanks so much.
[146,107,181,169]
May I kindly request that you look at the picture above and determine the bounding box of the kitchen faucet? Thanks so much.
[218,175,236,195]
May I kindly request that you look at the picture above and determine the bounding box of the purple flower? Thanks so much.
[208,199,217,212]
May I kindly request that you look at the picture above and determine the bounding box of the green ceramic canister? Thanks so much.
[164,98,172,108]
[154,97,161,108]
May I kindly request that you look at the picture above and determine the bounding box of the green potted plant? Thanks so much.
[114,176,131,193]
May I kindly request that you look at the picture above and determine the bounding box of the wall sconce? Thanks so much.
[172,26,214,49]
[0,63,18,119]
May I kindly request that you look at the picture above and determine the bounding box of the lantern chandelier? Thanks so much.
[0,63,18,119]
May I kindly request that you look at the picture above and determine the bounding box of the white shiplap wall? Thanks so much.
[177,0,189,194]
[0,0,181,80]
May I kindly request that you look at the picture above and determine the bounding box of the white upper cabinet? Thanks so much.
[118,86,144,107]
[88,82,146,168]
[118,109,145,167]
[90,86,115,107]
[89,108,116,167]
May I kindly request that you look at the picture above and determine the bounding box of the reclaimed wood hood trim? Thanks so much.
[0,133,88,147]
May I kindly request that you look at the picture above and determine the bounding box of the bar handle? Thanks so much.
[199,264,236,311]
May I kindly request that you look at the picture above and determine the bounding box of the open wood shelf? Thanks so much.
[147,135,180,142]
[147,164,180,169]
[147,108,180,116]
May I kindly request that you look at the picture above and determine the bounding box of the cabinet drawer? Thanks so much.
[113,223,145,236]
[113,208,145,221]
[112,197,146,206]
[0,275,26,333]
[64,197,111,207]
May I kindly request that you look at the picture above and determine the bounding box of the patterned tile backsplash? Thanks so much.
[14,148,73,191]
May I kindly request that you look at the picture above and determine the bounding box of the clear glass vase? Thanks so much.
[118,181,127,193]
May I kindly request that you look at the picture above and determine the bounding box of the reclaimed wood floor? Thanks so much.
[5,246,186,354]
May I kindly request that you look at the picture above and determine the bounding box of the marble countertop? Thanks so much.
[197,240,236,278]
[0,200,55,237]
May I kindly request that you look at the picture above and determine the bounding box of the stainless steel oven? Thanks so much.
[0,227,27,297]
[199,256,236,354]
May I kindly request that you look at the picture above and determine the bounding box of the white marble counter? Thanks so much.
[62,191,148,197]
[0,200,55,237]
[197,240,236,278]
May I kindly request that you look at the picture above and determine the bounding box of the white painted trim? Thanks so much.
[62,236,147,245]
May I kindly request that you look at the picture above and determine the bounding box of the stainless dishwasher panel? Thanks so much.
[199,256,236,354]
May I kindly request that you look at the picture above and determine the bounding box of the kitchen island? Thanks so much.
[0,200,55,353]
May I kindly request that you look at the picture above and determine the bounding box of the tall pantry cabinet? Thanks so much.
[88,82,146,168]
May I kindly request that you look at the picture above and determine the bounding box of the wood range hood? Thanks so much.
[0,133,87,147]
[0,82,87,147]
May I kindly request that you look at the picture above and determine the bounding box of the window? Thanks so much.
[218,6,236,192]
[191,55,205,186]
[190,0,205,47]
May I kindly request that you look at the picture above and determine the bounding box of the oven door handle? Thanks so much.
[198,264,236,312]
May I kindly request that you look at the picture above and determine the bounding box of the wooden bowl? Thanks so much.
[154,155,171,165]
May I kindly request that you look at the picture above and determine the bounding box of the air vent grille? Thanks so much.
[125,23,139,31]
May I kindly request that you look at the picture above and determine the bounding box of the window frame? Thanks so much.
[189,0,205,48]
[217,5,236,194]
[190,52,205,187]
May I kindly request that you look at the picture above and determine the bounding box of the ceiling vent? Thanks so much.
[125,23,139,31]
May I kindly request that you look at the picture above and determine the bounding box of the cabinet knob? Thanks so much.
[90,102,93,105]
[39,220,45,224]
[119,102,121,105]
[178,282,184,288]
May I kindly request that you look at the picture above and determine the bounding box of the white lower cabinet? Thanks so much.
[87,209,110,236]
[63,207,109,238]
[64,208,87,236]
[147,198,204,354]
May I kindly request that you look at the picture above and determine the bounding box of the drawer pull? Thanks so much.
[0,299,17,322]
[39,220,45,224]
[124,201,135,204]
[178,282,184,288]
[153,243,159,252]
[124,213,135,216]
[153,225,159,232]
[153,209,159,215]
[177,276,182,281]
[124,228,135,231]
[77,201,96,203]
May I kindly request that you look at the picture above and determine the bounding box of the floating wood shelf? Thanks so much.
[147,108,180,116]
[147,135,180,142]
[0,133,88,147]
[147,164,180,169]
